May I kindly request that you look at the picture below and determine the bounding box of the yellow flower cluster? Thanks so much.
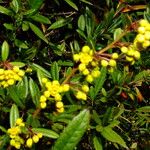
[135,19,150,49]
[120,45,140,64]
[40,78,70,112]
[100,53,118,72]
[76,84,89,100]
[119,19,150,64]
[8,118,43,149]
[26,133,42,148]
[0,66,25,88]
[73,46,101,83]
[7,118,25,149]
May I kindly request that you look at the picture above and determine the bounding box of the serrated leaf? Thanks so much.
[51,61,59,80]
[78,15,85,31]
[31,63,51,78]
[0,5,12,16]
[29,22,48,43]
[64,0,78,11]
[1,41,9,61]
[30,14,51,24]
[101,127,127,148]
[29,78,40,107]
[32,128,59,139]
[48,18,71,30]
[8,86,24,108]
[10,62,25,67]
[93,136,103,150]
[53,109,90,150]
[10,104,19,127]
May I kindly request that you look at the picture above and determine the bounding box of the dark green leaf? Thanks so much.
[101,127,127,148]
[28,0,44,10]
[30,14,51,24]
[29,22,48,43]
[17,77,28,100]
[53,109,90,150]
[93,67,107,100]
[8,86,24,108]
[31,63,51,78]
[51,61,59,80]
[48,18,72,30]
[32,128,59,139]
[29,78,40,107]
[10,104,19,127]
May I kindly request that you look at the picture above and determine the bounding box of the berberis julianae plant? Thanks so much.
[0,0,149,150]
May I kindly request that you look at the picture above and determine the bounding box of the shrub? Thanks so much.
[0,0,149,149]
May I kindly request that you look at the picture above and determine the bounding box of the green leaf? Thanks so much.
[0,125,7,133]
[76,29,87,39]
[11,0,20,13]
[28,22,48,43]
[26,114,41,128]
[23,9,37,16]
[53,109,90,150]
[10,104,19,127]
[15,39,28,49]
[113,28,123,40]
[1,41,9,61]
[48,18,72,30]
[101,127,127,148]
[0,5,12,16]
[93,136,103,150]
[3,23,15,30]
[137,106,150,112]
[51,61,60,80]
[64,0,78,11]
[30,14,51,24]
[10,62,26,67]
[28,0,44,10]
[29,78,40,107]
[78,15,85,31]
[8,86,24,108]
[93,67,107,100]
[134,70,150,82]
[31,63,51,78]
[32,128,59,139]
[22,21,29,31]
[17,77,28,100]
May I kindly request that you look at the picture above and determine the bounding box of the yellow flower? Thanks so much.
[56,101,64,108]
[26,138,33,148]
[32,135,39,143]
